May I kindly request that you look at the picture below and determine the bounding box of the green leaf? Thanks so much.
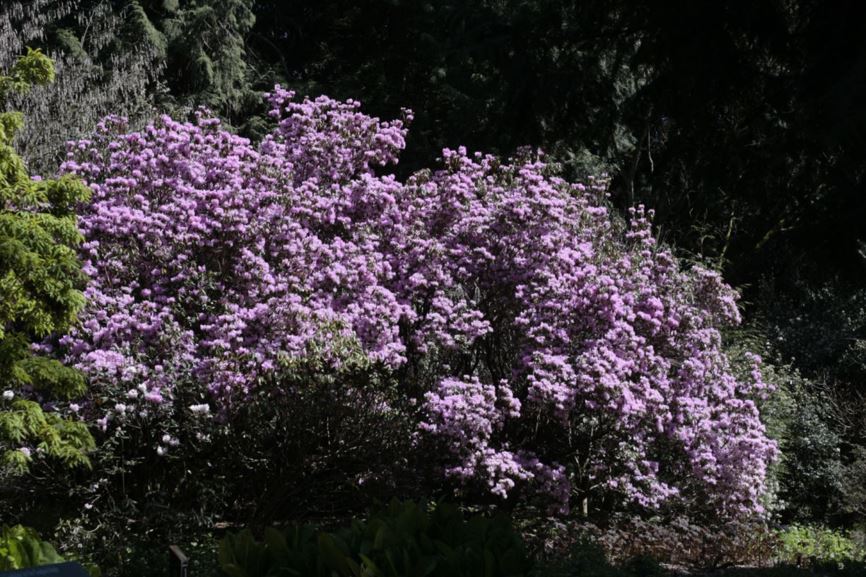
[317,533,351,576]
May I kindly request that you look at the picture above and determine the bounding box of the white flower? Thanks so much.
[2,390,13,401]
[160,433,180,447]
[189,403,210,415]
[156,446,167,456]
[18,447,31,458]
[69,403,81,413]
[126,389,139,399]
[114,403,127,413]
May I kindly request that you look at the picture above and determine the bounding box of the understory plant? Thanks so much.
[777,525,866,567]
[218,500,531,577]
[0,525,64,570]
[595,516,779,572]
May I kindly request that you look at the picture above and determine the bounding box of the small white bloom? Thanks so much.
[114,403,127,413]
[189,403,210,415]
[69,403,80,413]
[161,433,172,444]
[127,389,139,399]
[2,390,13,401]
[156,446,167,456]
[18,447,31,458]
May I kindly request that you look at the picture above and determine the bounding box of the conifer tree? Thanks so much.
[156,0,256,119]
[1,0,164,175]
[0,49,93,475]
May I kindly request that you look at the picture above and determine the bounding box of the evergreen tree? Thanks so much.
[0,49,93,476]
[1,0,164,175]
[154,0,256,120]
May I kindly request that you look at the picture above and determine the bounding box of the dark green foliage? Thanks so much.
[776,383,847,523]
[157,0,256,118]
[246,1,643,174]
[759,284,866,523]
[839,447,866,520]
[535,539,663,577]
[0,50,93,475]
[714,564,866,577]
[219,500,532,577]
[130,0,257,119]
[33,366,424,577]
[727,324,866,525]
[764,286,866,389]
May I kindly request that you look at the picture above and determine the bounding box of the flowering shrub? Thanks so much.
[56,86,776,516]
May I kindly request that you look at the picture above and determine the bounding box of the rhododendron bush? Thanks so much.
[54,86,776,517]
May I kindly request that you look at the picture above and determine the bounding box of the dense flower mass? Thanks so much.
[58,86,776,516]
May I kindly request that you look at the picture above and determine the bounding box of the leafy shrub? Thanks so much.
[766,371,847,524]
[758,283,866,524]
[218,500,531,577]
[725,334,850,524]
[716,564,866,577]
[534,538,664,577]
[0,49,94,497]
[533,521,866,577]
[776,525,866,567]
[0,525,64,570]
[0,525,100,576]
[595,516,779,572]
[839,448,866,521]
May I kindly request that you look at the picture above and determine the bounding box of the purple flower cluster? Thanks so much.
[59,87,776,515]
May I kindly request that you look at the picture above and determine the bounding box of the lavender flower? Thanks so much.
[58,89,777,516]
